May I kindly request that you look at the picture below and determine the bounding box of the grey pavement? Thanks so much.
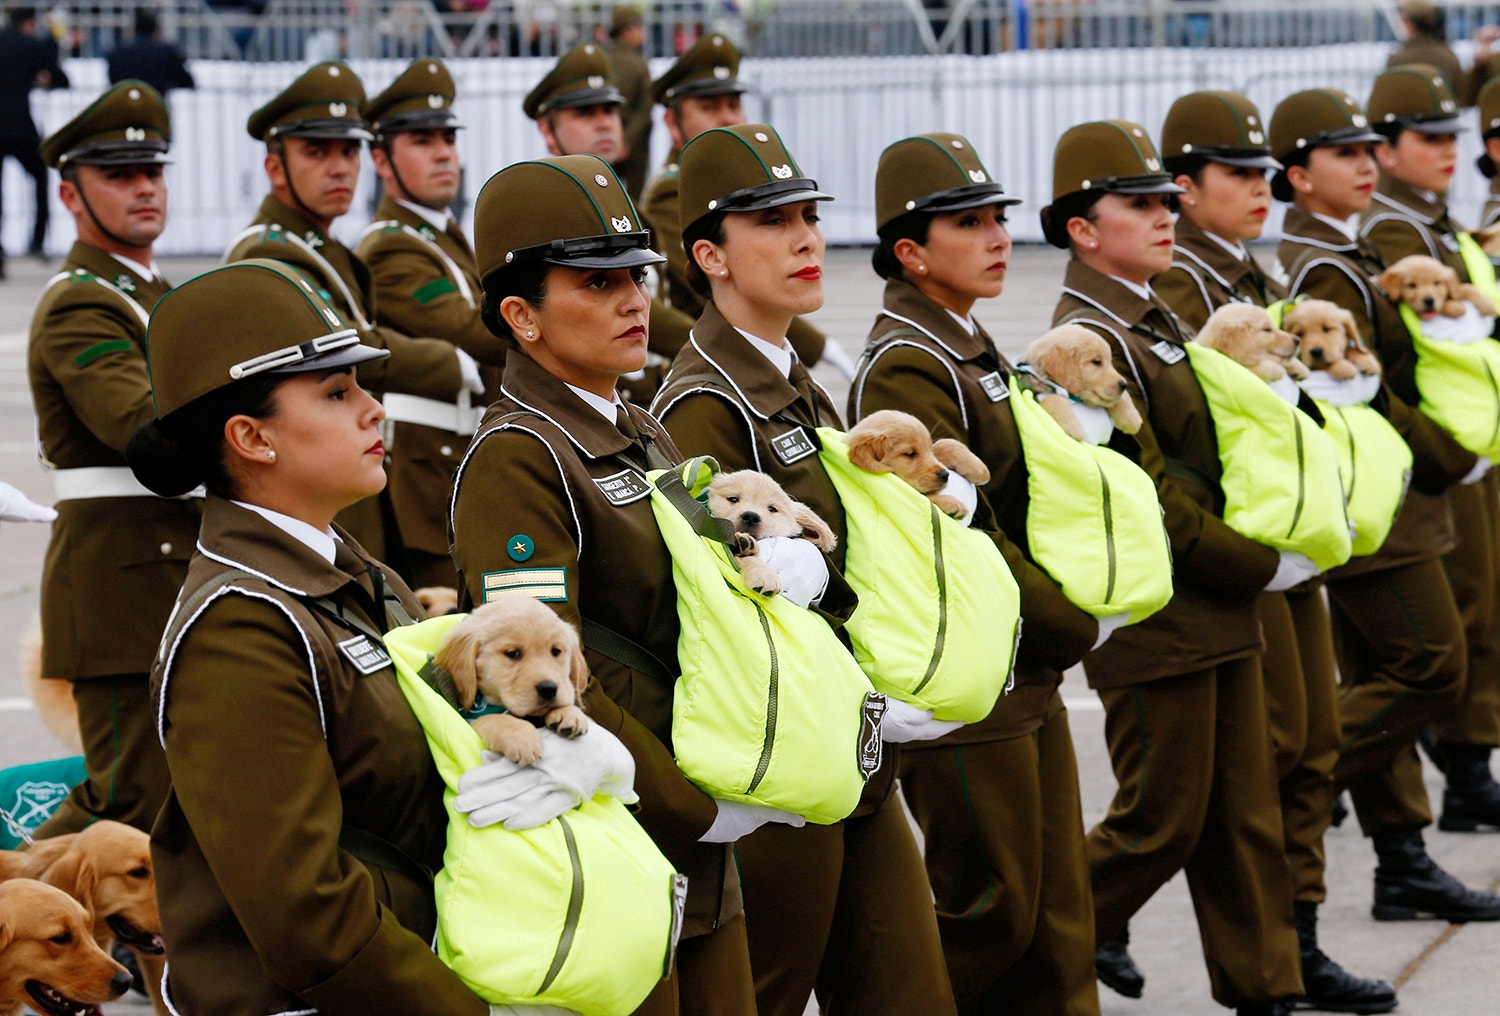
[0,246,1497,1014]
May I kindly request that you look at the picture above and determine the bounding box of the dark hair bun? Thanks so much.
[126,419,203,498]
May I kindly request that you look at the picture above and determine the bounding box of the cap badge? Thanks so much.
[611,215,633,233]
[1442,99,1456,112]
[754,131,769,142]
[1248,130,1264,144]
[304,231,324,249]
[594,173,609,186]
[329,102,347,117]
[1145,157,1161,171]
[968,169,986,182]
[128,88,141,101]
[1353,114,1368,127]
[714,66,729,79]
[427,94,444,108]
[125,127,146,142]
[328,66,340,76]
[588,75,604,88]
[427,62,438,73]
[771,164,794,179]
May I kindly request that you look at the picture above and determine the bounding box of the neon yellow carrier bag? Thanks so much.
[650,458,880,825]
[1005,379,1173,622]
[1311,399,1412,557]
[1398,303,1500,463]
[814,427,1019,724]
[1183,342,1353,572]
[385,615,683,1016]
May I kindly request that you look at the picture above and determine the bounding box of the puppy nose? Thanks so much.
[739,510,761,527]
[535,681,558,701]
[1311,348,1326,361]
[936,468,950,484]
[111,971,135,997]
[1116,379,1127,392]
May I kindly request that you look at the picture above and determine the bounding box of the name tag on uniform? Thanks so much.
[977,371,1010,402]
[1150,340,1186,364]
[770,427,817,464]
[1442,233,1462,254]
[594,469,651,505]
[337,633,391,675]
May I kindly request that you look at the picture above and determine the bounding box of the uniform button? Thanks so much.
[160,542,172,555]
[441,445,453,456]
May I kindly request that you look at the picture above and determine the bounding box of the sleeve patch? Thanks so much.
[74,339,133,367]
[414,278,458,305]
[482,567,568,603]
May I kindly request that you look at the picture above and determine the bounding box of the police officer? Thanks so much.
[1153,91,1396,1014]
[605,5,653,201]
[852,132,1103,1016]
[1045,121,1303,1016]
[225,61,483,573]
[1360,66,1500,834]
[525,42,695,401]
[356,58,501,589]
[639,33,851,378]
[1271,86,1500,925]
[1475,76,1500,228]
[27,81,193,839]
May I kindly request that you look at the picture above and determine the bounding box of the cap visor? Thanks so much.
[730,188,835,211]
[70,151,173,166]
[669,77,747,100]
[1403,115,1467,135]
[1206,153,1283,170]
[282,125,375,142]
[1109,179,1187,195]
[542,246,667,270]
[912,185,1023,215]
[548,87,626,111]
[377,111,462,134]
[266,343,389,375]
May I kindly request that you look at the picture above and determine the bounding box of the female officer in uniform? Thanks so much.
[125,260,529,1015]
[650,123,956,1016]
[449,154,812,1016]
[848,132,1104,1016]
[1045,120,1304,1016]
[1271,87,1500,924]
[1152,92,1396,1014]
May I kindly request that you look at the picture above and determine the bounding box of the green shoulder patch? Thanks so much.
[482,567,567,603]
[414,278,458,305]
[75,339,133,367]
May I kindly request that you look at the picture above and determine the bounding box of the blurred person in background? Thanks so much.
[0,5,69,270]
[1389,0,1500,107]
[106,8,195,97]
[606,4,653,200]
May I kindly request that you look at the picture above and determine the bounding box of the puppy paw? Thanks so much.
[738,557,783,596]
[545,705,590,739]
[472,714,544,765]
[928,494,967,518]
[1285,358,1311,381]
[932,438,991,485]
[1253,360,1287,381]
[1041,398,1087,441]
[1111,398,1143,435]
[1328,360,1358,380]
[731,531,758,557]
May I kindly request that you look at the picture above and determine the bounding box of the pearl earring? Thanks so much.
[1184,198,1195,207]
[267,450,276,462]
[917,264,928,274]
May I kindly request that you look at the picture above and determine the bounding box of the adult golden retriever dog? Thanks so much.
[845,410,990,518]
[1021,324,1143,438]
[0,879,132,1016]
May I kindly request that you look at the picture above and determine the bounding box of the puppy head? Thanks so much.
[436,595,588,718]
[0,879,132,1013]
[845,411,951,494]
[1285,299,1357,370]
[413,586,459,617]
[1196,303,1297,367]
[1378,255,1459,318]
[1024,325,1130,407]
[707,471,808,541]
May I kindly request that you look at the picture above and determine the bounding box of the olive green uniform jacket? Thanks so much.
[356,195,503,565]
[1154,217,1288,333]
[1388,34,1496,107]
[1054,260,1280,685]
[28,242,197,679]
[850,277,1100,737]
[150,497,487,1016]
[1361,175,1472,275]
[1480,175,1500,230]
[450,350,740,940]
[607,39,653,200]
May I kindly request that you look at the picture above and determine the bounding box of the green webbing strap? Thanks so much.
[653,460,736,546]
[1162,455,1216,490]
[338,824,433,885]
[579,618,674,684]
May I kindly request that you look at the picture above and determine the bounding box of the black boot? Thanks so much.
[1330,791,1349,828]
[1292,901,1397,1013]
[1438,743,1500,832]
[1094,926,1144,999]
[1371,828,1500,921]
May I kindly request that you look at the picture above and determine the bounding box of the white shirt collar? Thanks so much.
[109,253,160,283]
[945,308,977,335]
[1312,212,1361,241]
[1108,275,1155,302]
[1203,230,1249,260]
[1414,187,1438,205]
[734,327,795,378]
[396,197,454,234]
[232,501,338,564]
[564,382,623,422]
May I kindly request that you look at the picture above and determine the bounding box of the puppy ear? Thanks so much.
[434,620,484,709]
[1339,310,1362,348]
[794,503,837,552]
[847,428,891,473]
[1377,266,1404,303]
[0,916,10,953]
[41,847,94,918]
[1443,266,1464,302]
[566,626,590,697]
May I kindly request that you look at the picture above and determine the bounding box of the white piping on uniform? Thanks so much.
[195,542,310,597]
[226,225,374,330]
[357,219,475,307]
[654,385,764,471]
[878,309,970,362]
[1288,256,1375,324]
[451,420,584,559]
[852,339,968,432]
[687,333,771,421]
[1359,210,1441,260]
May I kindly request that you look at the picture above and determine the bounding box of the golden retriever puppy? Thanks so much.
[845,410,990,518]
[413,586,459,617]
[1195,303,1311,382]
[19,614,82,754]
[0,879,132,1016]
[1283,299,1383,380]
[1377,254,1498,319]
[435,596,590,765]
[1022,325,1144,438]
[706,470,837,596]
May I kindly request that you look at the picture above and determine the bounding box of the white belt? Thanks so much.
[383,392,484,435]
[52,466,204,501]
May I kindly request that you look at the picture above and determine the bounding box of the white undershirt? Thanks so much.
[565,382,624,422]
[1202,230,1250,260]
[109,253,161,283]
[1312,212,1361,242]
[734,327,796,378]
[396,197,453,233]
[945,308,977,335]
[232,500,338,564]
[1108,275,1155,302]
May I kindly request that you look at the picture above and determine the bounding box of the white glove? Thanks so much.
[455,347,485,395]
[489,1005,577,1015]
[880,698,964,743]
[936,471,979,525]
[1091,611,1131,651]
[698,799,806,843]
[1265,550,1320,592]
[1461,455,1492,485]
[817,339,857,381]
[0,481,55,523]
[754,536,830,609]
[455,725,638,831]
